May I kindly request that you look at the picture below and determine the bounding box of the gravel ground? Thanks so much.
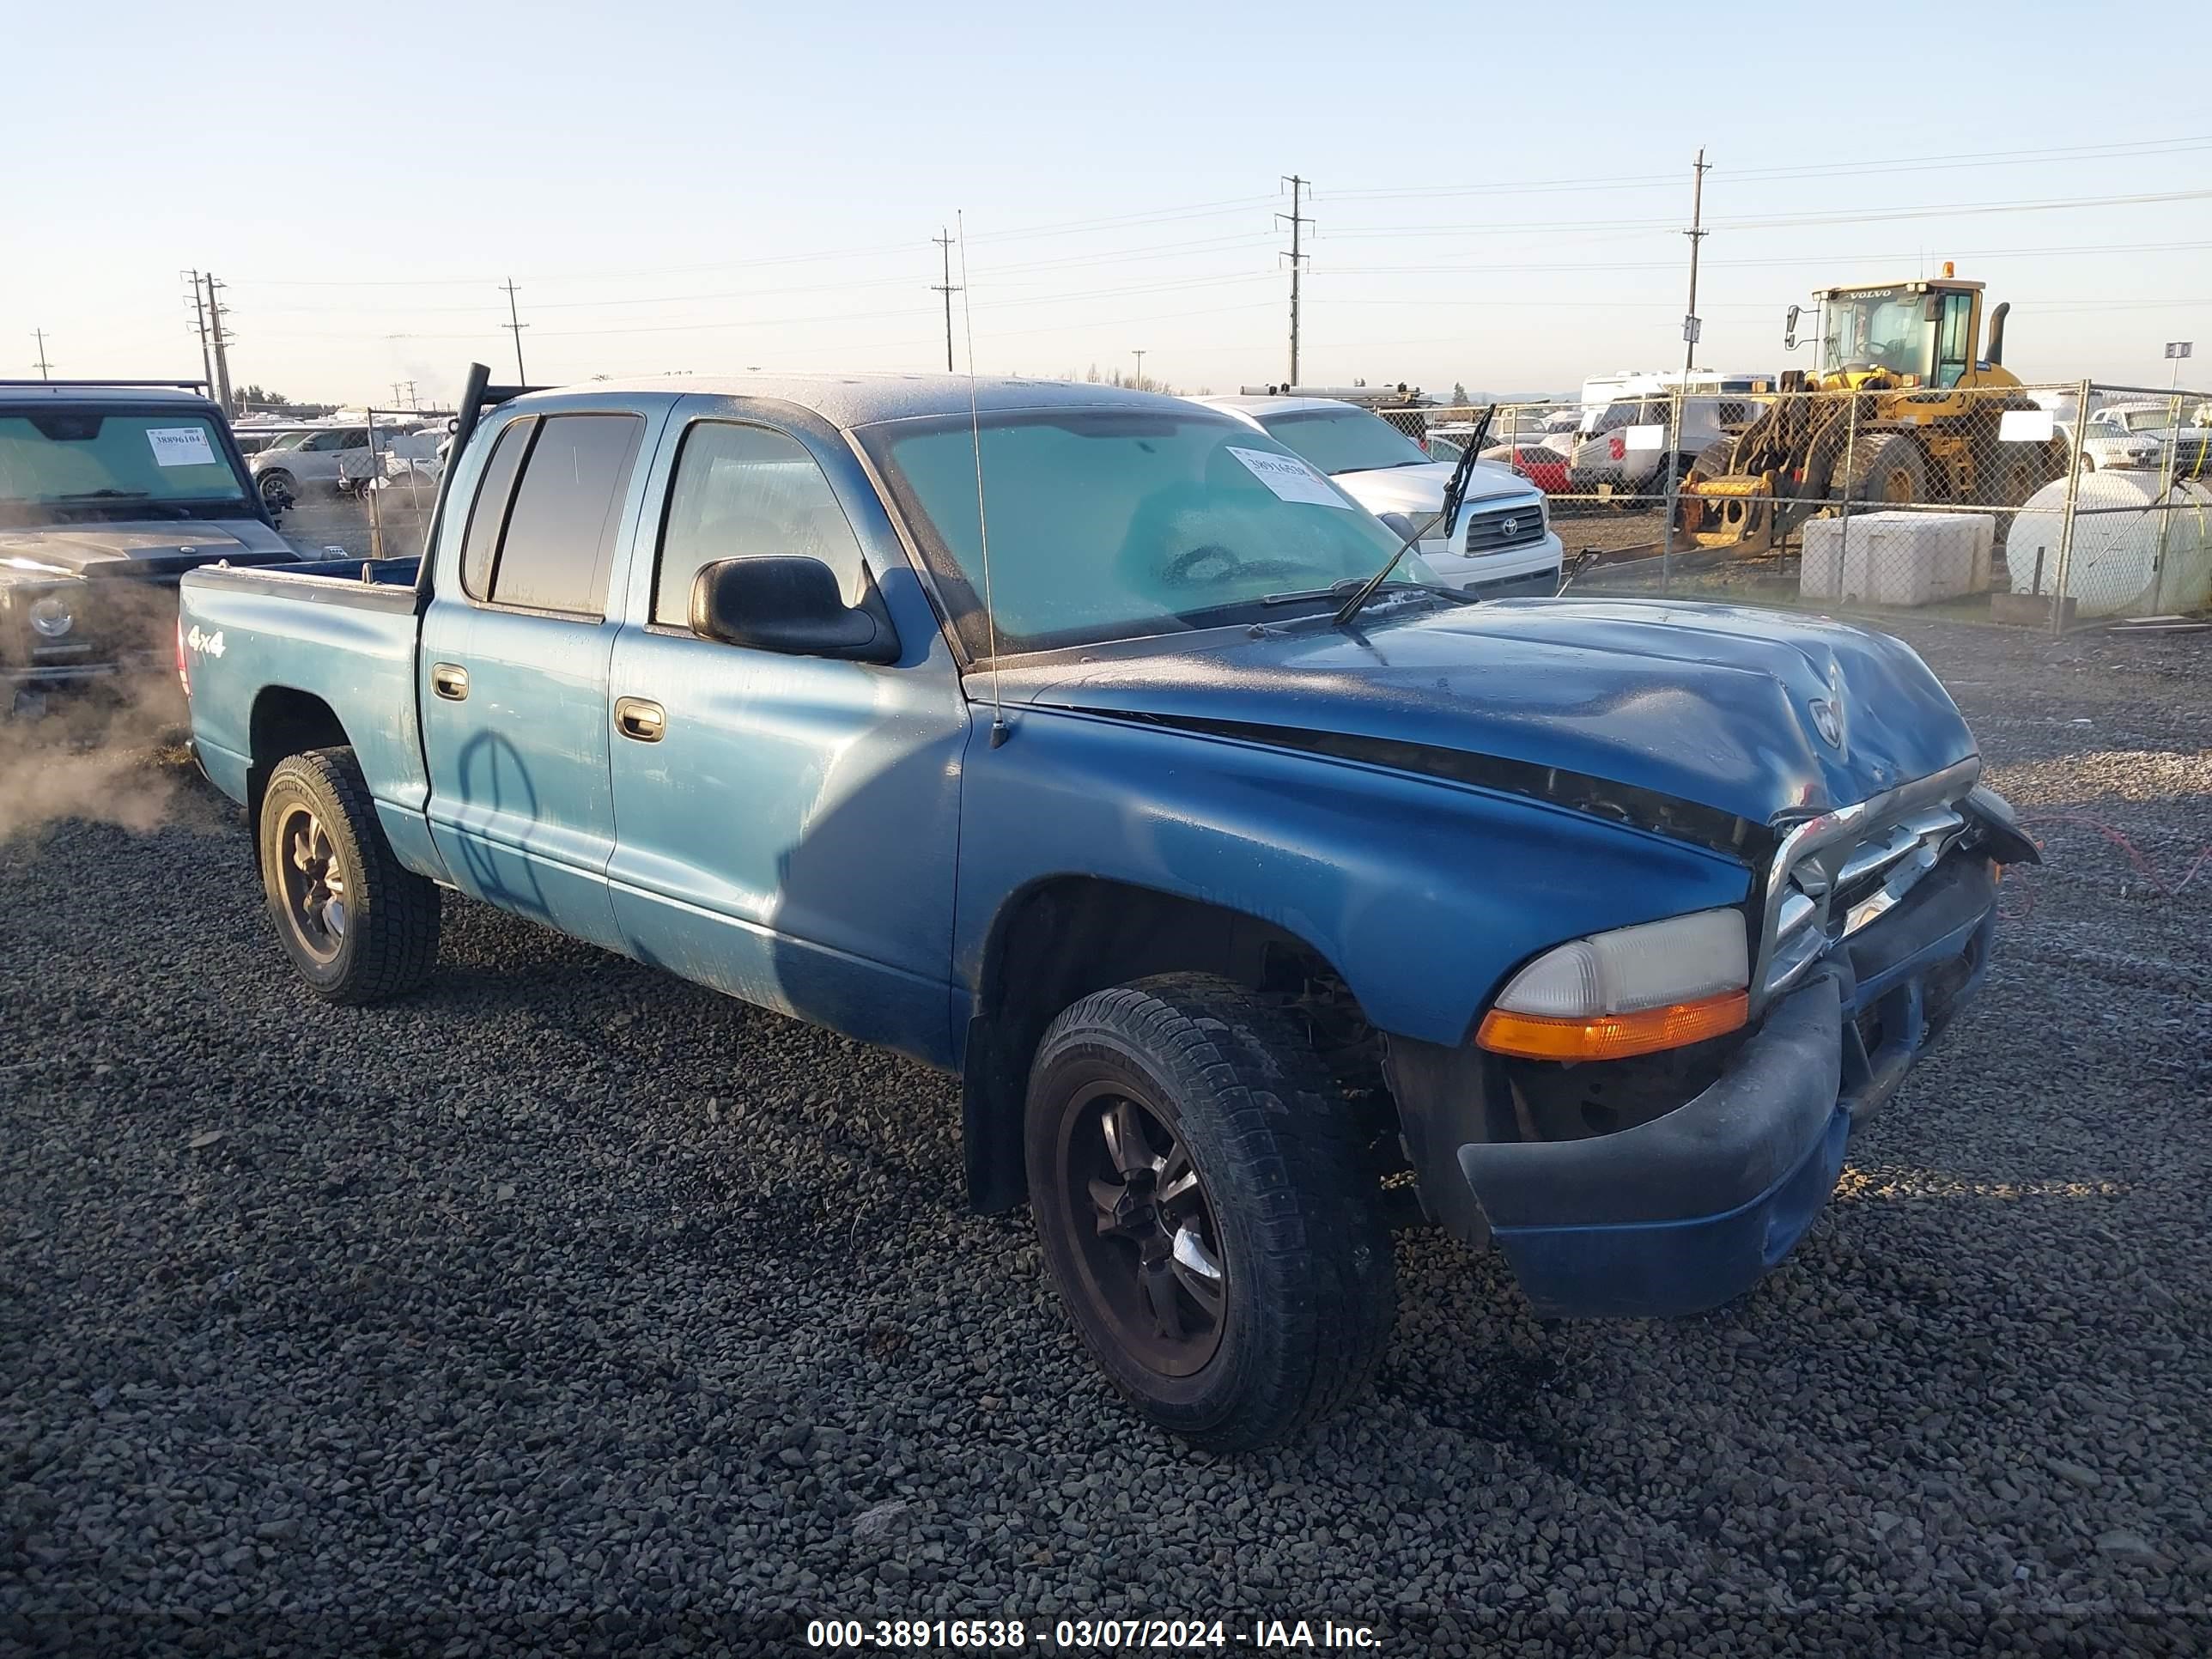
[3,621,2208,1656]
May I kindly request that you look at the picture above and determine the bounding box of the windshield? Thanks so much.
[0,407,253,520]
[1255,407,1433,475]
[2118,409,2171,433]
[860,408,1432,655]
[1820,289,1933,376]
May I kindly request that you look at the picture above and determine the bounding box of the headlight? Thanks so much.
[28,596,74,639]
[1476,908,1749,1060]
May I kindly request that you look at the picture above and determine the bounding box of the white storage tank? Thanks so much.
[2008,472,2212,617]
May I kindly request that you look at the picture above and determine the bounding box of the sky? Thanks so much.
[7,0,2211,410]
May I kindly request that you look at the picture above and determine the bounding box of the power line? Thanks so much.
[1323,133,2212,204]
[1322,185,2212,241]
[240,234,1284,319]
[1311,239,2212,277]
[1279,174,1310,384]
[260,271,1281,343]
[228,195,1281,290]
[929,228,961,374]
[500,278,528,380]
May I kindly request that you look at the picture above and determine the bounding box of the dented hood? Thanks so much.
[994,597,1978,834]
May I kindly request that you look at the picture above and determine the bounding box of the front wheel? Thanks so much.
[258,747,441,1003]
[1025,974,1397,1449]
[258,470,295,508]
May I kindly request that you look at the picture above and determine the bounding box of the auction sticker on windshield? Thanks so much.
[147,427,218,467]
[1228,447,1350,508]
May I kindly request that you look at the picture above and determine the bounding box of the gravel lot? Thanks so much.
[3,619,2207,1656]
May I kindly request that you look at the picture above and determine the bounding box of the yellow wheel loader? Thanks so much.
[1679,270,2068,552]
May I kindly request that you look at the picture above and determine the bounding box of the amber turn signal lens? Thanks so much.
[1476,988,1750,1062]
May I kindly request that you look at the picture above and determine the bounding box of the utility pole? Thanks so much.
[930,229,961,374]
[1680,148,1710,382]
[404,380,418,410]
[31,330,52,380]
[1662,149,1711,593]
[204,273,234,415]
[1279,175,1311,387]
[1131,348,1146,388]
[500,278,529,381]
[185,270,214,392]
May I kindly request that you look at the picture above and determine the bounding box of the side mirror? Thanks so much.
[1783,304,1802,351]
[690,556,900,664]
[1377,511,1420,542]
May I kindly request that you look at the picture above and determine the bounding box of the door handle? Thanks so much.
[615,696,665,743]
[431,662,470,701]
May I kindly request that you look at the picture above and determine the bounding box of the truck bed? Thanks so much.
[178,556,435,853]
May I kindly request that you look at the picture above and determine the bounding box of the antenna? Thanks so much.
[957,212,1008,749]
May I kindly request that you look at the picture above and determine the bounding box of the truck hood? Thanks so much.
[0,519,294,578]
[993,598,1978,841]
[1331,459,1538,518]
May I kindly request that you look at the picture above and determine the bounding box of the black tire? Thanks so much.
[1025,973,1397,1450]
[1688,438,1737,484]
[258,470,295,508]
[258,746,440,1003]
[1835,431,1929,506]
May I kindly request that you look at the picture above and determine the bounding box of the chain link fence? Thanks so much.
[279,389,2211,636]
[254,405,449,570]
[1386,380,2212,634]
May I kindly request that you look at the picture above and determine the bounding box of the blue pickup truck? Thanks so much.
[179,365,2034,1448]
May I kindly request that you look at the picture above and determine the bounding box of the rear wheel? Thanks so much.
[258,747,440,1003]
[1025,974,1396,1449]
[1836,432,1929,506]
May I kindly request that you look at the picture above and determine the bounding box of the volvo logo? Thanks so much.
[1809,698,1843,748]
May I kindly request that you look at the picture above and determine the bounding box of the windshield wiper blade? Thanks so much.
[1333,404,1496,628]
[1260,578,1472,609]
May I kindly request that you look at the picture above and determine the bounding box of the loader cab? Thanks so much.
[1815,280,1983,390]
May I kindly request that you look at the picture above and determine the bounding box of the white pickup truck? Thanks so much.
[1191,395,1563,599]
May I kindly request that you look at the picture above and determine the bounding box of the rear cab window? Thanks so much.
[459,412,645,617]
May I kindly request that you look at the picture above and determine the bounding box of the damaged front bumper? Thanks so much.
[1398,853,1999,1319]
